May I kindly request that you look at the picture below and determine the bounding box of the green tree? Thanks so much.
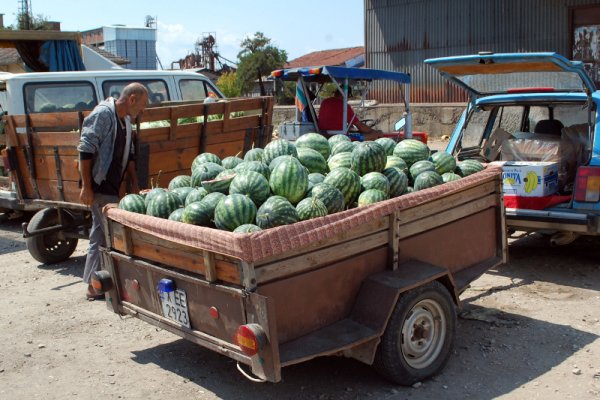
[236,32,287,96]
[216,72,241,98]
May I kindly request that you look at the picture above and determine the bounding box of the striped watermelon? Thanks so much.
[167,175,191,190]
[269,155,295,172]
[414,170,444,191]
[214,194,257,231]
[361,172,390,194]
[197,192,227,222]
[296,132,331,160]
[184,187,209,206]
[233,224,263,233]
[383,167,409,197]
[310,183,345,214]
[385,156,408,173]
[222,155,244,170]
[235,160,270,180]
[323,167,361,207]
[143,187,167,207]
[409,160,436,181]
[262,139,297,165]
[393,139,430,167]
[118,194,146,214]
[229,170,270,207]
[330,141,355,156]
[168,208,185,222]
[358,189,389,207]
[171,186,194,204]
[244,148,264,162]
[201,169,236,194]
[430,151,457,175]
[191,162,224,187]
[296,197,328,221]
[146,191,182,219]
[455,159,484,177]
[375,137,397,156]
[192,152,221,170]
[297,147,328,174]
[328,134,351,147]
[182,201,213,226]
[327,152,353,170]
[442,172,462,183]
[308,172,326,186]
[256,196,299,229]
[269,157,308,204]
[351,141,387,176]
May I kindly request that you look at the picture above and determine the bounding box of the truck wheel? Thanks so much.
[26,208,78,264]
[374,280,456,385]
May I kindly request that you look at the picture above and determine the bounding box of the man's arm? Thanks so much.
[79,157,94,206]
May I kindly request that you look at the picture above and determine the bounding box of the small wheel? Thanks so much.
[26,208,78,264]
[374,280,456,385]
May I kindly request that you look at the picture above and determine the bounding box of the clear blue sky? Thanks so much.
[3,0,365,68]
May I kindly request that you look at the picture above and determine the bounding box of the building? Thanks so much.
[285,46,365,68]
[82,25,157,70]
[365,0,600,103]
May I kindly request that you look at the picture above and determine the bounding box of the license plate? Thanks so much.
[159,288,191,329]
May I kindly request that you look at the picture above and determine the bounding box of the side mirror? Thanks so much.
[394,117,406,132]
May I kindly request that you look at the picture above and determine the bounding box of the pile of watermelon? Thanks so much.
[118,134,484,233]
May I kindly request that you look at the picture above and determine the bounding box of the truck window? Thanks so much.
[490,106,524,134]
[24,82,97,113]
[461,108,492,148]
[179,79,209,101]
[102,80,169,104]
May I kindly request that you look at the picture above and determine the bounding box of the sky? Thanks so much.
[3,0,365,69]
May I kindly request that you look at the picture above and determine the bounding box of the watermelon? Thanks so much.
[244,148,264,162]
[383,167,409,198]
[308,172,326,186]
[296,197,328,221]
[393,139,430,167]
[222,155,244,170]
[310,183,345,214]
[233,224,263,233]
[143,187,167,207]
[323,167,361,207]
[191,162,224,187]
[235,160,270,180]
[406,186,414,194]
[171,186,194,204]
[200,192,227,215]
[385,155,408,172]
[118,194,146,214]
[442,172,462,183]
[269,157,308,204]
[146,191,182,219]
[414,170,444,191]
[167,175,191,190]
[185,187,209,206]
[327,152,353,170]
[229,170,270,207]
[182,201,213,226]
[192,152,221,170]
[350,141,387,176]
[430,151,457,175]
[214,194,258,231]
[330,140,355,156]
[455,159,484,177]
[269,155,295,172]
[168,208,185,222]
[328,134,351,147]
[201,169,236,194]
[358,189,389,207]
[297,147,328,174]
[375,137,397,156]
[262,139,297,165]
[256,196,299,229]
[361,172,390,194]
[296,132,331,160]
[409,160,436,181]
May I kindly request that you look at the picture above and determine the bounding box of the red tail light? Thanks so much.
[574,166,600,202]
[234,324,267,357]
[507,87,555,93]
[91,270,114,294]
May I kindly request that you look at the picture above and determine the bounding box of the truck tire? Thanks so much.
[373,280,456,385]
[26,208,78,264]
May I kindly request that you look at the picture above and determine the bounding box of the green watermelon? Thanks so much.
[191,162,224,187]
[409,160,436,181]
[414,170,444,191]
[385,155,408,173]
[222,155,244,170]
[297,147,328,174]
[143,187,167,207]
[171,186,193,204]
[350,141,387,175]
[269,155,295,172]
[184,187,209,206]
[358,189,389,207]
[269,157,308,204]
[256,196,299,229]
[330,140,356,156]
[327,152,353,170]
[296,132,331,160]
[229,170,270,207]
[233,224,263,233]
[235,160,270,180]
[383,167,409,197]
[167,175,192,190]
[308,172,326,186]
[296,197,328,221]
[168,208,185,222]
[244,148,264,162]
[393,139,430,167]
[262,139,297,165]
[196,192,227,223]
[192,152,221,170]
[375,137,397,156]
[182,201,213,226]
[214,194,258,231]
[430,151,457,175]
[146,191,182,219]
[361,172,390,194]
[328,134,351,147]
[118,194,146,214]
[310,183,345,214]
[323,167,361,207]
[442,172,462,183]
[201,169,236,194]
[455,159,485,177]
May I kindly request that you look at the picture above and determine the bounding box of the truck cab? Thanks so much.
[425,52,599,244]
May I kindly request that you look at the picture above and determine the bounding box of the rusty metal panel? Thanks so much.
[365,0,600,103]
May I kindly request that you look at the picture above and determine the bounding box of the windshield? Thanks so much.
[458,72,586,94]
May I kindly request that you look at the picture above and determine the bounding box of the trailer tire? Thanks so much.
[374,280,456,386]
[26,208,78,264]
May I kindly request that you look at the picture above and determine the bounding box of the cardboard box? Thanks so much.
[490,161,559,197]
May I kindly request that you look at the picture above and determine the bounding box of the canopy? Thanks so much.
[271,65,411,84]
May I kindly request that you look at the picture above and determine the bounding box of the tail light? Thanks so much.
[574,166,600,202]
[234,324,267,357]
[91,270,114,294]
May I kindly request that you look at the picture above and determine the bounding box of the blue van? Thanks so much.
[425,52,599,245]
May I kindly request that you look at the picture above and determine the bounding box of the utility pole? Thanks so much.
[18,0,33,29]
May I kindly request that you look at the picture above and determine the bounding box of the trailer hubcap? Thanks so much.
[401,298,446,369]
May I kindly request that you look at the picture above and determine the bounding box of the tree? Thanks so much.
[236,32,287,96]
[216,72,241,98]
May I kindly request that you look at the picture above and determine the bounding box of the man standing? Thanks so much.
[78,83,148,300]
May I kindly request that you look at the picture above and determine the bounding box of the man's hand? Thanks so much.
[80,185,94,206]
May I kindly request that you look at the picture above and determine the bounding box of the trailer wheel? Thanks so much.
[26,208,78,264]
[374,280,456,386]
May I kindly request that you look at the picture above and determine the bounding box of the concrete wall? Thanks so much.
[272,103,466,138]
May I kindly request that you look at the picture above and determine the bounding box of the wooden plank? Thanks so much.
[21,179,82,203]
[205,141,245,161]
[397,194,498,239]
[256,231,389,284]
[203,251,217,282]
[123,226,134,256]
[10,112,84,129]
[28,154,80,181]
[16,145,79,157]
[146,147,197,175]
[144,135,199,153]
[13,131,80,148]
[388,211,400,270]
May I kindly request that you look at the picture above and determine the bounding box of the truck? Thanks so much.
[425,52,600,245]
[95,155,506,384]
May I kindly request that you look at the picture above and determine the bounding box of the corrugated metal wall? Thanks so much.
[365,0,600,103]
